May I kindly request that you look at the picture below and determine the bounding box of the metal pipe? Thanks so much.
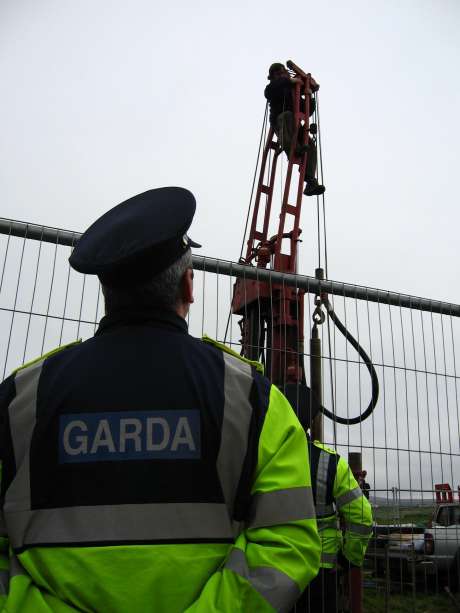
[1,217,459,317]
[310,325,323,441]
[0,218,80,246]
[193,256,460,317]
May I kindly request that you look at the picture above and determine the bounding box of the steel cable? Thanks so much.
[225,103,269,345]
[315,91,329,277]
[314,92,380,425]
[239,103,268,261]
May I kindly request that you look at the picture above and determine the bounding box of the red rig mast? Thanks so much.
[232,60,319,416]
[231,64,379,613]
[232,60,378,432]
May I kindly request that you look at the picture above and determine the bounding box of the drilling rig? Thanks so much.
[231,59,379,613]
[232,60,379,439]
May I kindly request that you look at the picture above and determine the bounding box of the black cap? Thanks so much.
[69,187,201,288]
[267,62,286,79]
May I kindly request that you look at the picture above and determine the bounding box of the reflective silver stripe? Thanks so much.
[336,487,363,509]
[320,552,336,565]
[317,518,338,531]
[0,569,9,595]
[315,449,335,518]
[4,503,233,549]
[344,522,373,536]
[315,450,330,507]
[248,487,316,529]
[216,353,253,530]
[225,548,300,613]
[5,360,44,513]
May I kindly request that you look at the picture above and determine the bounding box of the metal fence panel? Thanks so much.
[1,217,460,612]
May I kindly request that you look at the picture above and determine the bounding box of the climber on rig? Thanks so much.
[264,62,325,197]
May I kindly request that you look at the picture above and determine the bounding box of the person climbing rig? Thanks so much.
[0,187,321,612]
[292,437,373,613]
[264,62,325,197]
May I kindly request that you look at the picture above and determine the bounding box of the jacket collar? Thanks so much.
[96,307,188,336]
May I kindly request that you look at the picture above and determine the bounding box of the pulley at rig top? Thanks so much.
[230,59,379,432]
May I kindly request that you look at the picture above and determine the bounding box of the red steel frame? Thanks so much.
[234,67,365,611]
[232,61,319,387]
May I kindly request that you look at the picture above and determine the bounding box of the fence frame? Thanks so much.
[1,217,458,317]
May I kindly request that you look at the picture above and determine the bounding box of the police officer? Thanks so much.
[296,439,373,613]
[0,187,320,612]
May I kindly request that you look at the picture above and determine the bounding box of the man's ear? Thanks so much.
[182,268,194,305]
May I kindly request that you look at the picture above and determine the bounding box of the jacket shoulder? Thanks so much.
[201,335,264,375]
[313,440,337,455]
[12,339,82,375]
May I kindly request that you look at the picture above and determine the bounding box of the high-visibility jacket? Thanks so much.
[309,440,373,569]
[0,308,320,612]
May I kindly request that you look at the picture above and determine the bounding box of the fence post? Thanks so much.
[348,452,363,613]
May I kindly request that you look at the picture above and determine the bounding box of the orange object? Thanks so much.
[435,483,453,504]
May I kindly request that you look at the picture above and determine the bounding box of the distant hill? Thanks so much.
[370,496,435,507]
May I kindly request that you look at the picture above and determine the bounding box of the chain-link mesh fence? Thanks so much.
[1,217,460,612]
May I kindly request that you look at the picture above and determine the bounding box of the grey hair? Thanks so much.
[102,249,193,313]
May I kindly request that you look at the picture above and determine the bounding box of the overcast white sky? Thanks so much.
[1,0,459,303]
[1,0,460,495]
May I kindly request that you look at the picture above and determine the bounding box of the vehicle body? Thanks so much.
[367,484,460,589]
[423,501,460,582]
[366,524,428,576]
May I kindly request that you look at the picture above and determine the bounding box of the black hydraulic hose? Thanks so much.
[320,298,379,425]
